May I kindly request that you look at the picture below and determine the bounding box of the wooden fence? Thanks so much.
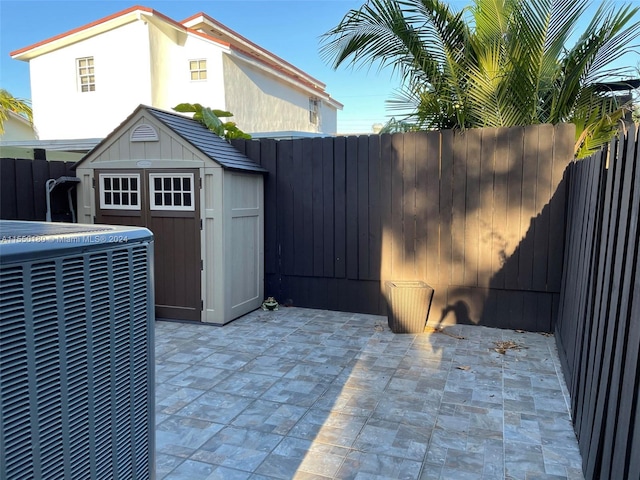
[234,123,574,331]
[555,123,640,480]
[0,157,76,222]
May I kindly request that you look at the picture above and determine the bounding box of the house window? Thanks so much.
[309,98,320,125]
[77,57,95,92]
[149,173,195,211]
[189,59,207,81]
[99,174,140,210]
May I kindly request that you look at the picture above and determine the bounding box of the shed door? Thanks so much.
[95,169,202,321]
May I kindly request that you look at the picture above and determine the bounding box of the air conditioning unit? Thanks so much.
[0,221,155,480]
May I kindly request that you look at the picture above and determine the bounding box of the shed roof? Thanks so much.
[146,107,267,172]
[77,105,267,173]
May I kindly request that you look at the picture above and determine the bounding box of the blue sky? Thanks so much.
[1,0,638,134]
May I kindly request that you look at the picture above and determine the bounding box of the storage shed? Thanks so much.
[75,105,267,324]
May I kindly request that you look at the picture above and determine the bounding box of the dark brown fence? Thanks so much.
[0,157,77,222]
[234,123,574,331]
[556,123,640,480]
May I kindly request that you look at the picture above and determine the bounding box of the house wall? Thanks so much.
[222,55,338,135]
[0,115,37,141]
[319,97,338,135]
[148,23,227,112]
[24,13,339,139]
[30,21,153,140]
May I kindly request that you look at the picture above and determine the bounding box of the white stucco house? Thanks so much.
[0,111,37,142]
[10,5,343,140]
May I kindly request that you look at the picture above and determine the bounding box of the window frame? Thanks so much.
[189,59,207,81]
[77,56,95,93]
[309,98,320,125]
[99,173,141,210]
[149,173,195,212]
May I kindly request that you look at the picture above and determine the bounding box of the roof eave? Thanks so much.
[181,12,326,90]
[10,6,186,61]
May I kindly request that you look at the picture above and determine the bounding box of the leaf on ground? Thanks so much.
[493,340,527,354]
[456,365,471,371]
[374,324,385,332]
[515,329,526,333]
[425,326,466,339]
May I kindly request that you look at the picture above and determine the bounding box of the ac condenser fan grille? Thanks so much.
[0,241,154,480]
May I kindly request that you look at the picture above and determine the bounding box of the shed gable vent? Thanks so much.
[130,124,159,142]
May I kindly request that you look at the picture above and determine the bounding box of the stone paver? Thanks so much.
[155,307,584,479]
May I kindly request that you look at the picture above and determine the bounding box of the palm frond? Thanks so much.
[321,0,640,157]
[0,89,33,135]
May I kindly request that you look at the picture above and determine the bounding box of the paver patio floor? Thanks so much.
[155,307,584,480]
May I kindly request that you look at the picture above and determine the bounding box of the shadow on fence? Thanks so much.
[234,123,574,332]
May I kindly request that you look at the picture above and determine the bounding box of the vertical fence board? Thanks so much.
[491,128,510,289]
[0,159,17,219]
[451,131,467,286]
[533,292,552,332]
[322,137,335,278]
[15,159,35,221]
[312,138,324,277]
[532,124,553,291]
[390,133,404,279]
[439,130,454,286]
[519,125,539,290]
[48,160,68,183]
[424,132,440,285]
[464,129,481,287]
[31,159,51,221]
[246,138,262,162]
[291,140,304,276]
[278,140,295,276]
[548,123,573,291]
[379,134,393,284]
[478,128,496,289]
[368,135,381,281]
[260,140,278,275]
[334,137,347,279]
[505,127,523,289]
[231,138,246,155]
[346,136,359,280]
[357,135,370,280]
[402,133,417,278]
[414,132,429,284]
[520,291,539,331]
[301,139,314,276]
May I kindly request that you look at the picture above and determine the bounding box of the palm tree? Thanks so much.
[0,89,33,135]
[321,0,640,157]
